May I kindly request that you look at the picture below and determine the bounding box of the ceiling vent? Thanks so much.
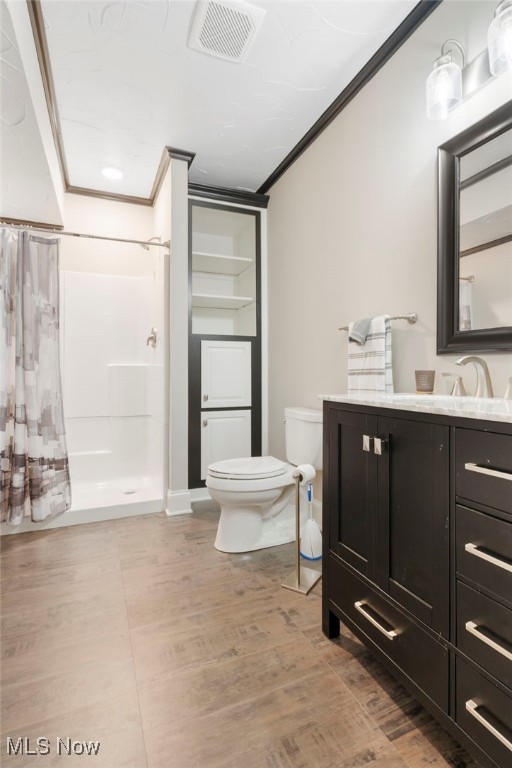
[188,0,266,63]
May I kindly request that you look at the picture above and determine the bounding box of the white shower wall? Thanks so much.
[60,267,165,499]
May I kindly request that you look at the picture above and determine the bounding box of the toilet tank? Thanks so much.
[284,407,322,469]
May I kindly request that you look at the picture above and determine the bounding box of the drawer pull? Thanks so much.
[374,437,387,455]
[465,462,512,481]
[354,601,398,640]
[465,543,512,573]
[362,434,373,452]
[466,699,512,752]
[465,621,512,662]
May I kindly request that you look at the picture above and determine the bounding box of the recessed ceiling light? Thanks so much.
[102,166,123,180]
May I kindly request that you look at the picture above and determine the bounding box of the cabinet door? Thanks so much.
[375,417,449,636]
[328,408,378,578]
[200,409,251,480]
[201,340,251,409]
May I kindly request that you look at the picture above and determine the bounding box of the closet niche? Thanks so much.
[191,204,257,336]
[188,198,262,490]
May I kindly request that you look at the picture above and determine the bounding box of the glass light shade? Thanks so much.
[488,1,512,76]
[426,60,462,121]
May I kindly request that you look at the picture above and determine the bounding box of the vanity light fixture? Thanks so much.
[488,0,512,75]
[102,166,123,180]
[426,40,465,121]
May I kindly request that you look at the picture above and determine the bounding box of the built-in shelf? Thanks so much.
[192,251,253,275]
[192,293,255,310]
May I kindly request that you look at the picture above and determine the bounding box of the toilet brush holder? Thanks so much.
[282,473,322,595]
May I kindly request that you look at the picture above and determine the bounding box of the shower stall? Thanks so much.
[59,234,169,520]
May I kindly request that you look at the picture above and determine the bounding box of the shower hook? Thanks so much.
[146,328,157,348]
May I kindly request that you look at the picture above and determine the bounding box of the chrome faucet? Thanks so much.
[455,356,494,398]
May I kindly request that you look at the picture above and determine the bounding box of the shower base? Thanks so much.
[70,475,164,516]
[0,476,165,534]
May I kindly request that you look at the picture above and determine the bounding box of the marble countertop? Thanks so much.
[319,393,512,423]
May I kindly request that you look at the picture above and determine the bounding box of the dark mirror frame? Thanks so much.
[437,101,512,353]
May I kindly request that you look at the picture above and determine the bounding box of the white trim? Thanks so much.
[190,486,212,502]
[260,208,268,454]
[0,498,164,535]
[165,489,193,516]
[188,195,265,213]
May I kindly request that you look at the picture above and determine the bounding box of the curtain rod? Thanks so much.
[1,222,170,250]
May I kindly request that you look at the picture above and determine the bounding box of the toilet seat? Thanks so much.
[208,456,287,481]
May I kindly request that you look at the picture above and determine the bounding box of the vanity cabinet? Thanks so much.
[327,408,449,635]
[323,399,512,768]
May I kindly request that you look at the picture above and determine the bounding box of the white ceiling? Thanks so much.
[38,0,418,198]
[0,0,62,222]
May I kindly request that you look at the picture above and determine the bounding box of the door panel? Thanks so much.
[200,410,251,479]
[201,340,251,409]
[329,409,377,578]
[376,417,449,636]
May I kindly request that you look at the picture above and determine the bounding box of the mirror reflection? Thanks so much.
[458,127,512,331]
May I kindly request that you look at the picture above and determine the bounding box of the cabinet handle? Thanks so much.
[203,394,209,402]
[465,700,512,753]
[465,462,512,481]
[354,601,398,640]
[465,621,512,662]
[464,543,512,573]
[362,435,373,452]
[374,437,388,455]
[202,419,208,427]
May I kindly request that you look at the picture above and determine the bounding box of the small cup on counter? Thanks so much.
[415,370,435,394]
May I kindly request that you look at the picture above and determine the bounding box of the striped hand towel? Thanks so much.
[347,315,394,394]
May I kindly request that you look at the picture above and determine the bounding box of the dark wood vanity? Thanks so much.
[322,397,512,768]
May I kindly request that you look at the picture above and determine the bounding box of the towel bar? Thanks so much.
[338,312,418,332]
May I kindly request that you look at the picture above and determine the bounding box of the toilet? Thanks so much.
[207,407,322,553]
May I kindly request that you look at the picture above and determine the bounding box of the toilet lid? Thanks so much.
[208,456,288,480]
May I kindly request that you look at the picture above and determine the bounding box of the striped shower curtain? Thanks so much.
[0,229,71,525]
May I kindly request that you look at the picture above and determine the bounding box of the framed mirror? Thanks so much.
[437,102,512,353]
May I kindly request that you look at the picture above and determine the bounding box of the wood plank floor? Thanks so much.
[1,502,479,768]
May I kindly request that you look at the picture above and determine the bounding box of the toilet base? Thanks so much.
[214,502,305,553]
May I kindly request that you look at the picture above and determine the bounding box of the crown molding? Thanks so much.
[258,0,443,194]
[0,216,64,230]
[188,182,269,209]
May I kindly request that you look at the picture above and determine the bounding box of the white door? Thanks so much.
[201,410,251,480]
[201,340,251,409]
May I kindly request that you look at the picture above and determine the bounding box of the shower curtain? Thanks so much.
[0,228,71,525]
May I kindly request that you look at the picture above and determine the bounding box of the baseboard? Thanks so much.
[0,498,164,535]
[190,487,211,502]
[165,489,193,516]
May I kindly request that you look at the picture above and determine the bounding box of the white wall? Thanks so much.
[267,0,512,462]
[168,159,190,509]
[61,193,155,275]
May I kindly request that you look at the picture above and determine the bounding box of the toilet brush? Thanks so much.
[300,482,322,561]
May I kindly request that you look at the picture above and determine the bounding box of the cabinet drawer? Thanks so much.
[329,556,448,711]
[456,505,512,604]
[456,429,512,514]
[456,657,512,768]
[457,581,512,691]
